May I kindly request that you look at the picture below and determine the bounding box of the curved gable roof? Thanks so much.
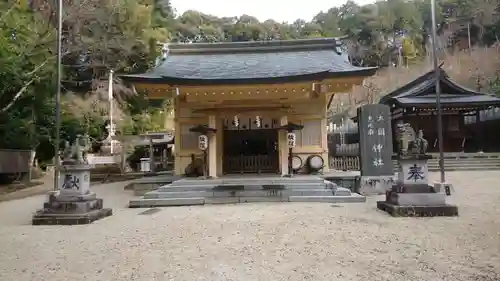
[379,67,500,108]
[121,38,377,85]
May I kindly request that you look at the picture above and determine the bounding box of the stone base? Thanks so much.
[377,201,459,217]
[392,184,436,193]
[32,192,113,225]
[32,208,113,225]
[389,193,446,206]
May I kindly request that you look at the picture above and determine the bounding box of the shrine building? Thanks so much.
[121,38,376,177]
[379,67,500,153]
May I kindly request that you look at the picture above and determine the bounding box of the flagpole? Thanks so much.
[53,0,63,191]
[108,69,114,155]
[430,0,445,184]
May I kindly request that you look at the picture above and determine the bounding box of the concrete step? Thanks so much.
[428,161,500,165]
[172,177,325,187]
[428,163,500,167]
[129,194,366,208]
[144,189,336,199]
[428,166,500,171]
[289,195,365,203]
[156,182,328,193]
[393,159,500,163]
[130,198,206,208]
[428,162,500,166]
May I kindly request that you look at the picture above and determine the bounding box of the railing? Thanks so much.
[224,155,278,174]
[329,156,360,171]
[330,152,500,172]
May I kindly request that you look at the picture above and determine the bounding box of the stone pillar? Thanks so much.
[279,116,288,176]
[32,163,112,225]
[208,115,218,178]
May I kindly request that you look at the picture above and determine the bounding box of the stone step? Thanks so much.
[130,198,206,208]
[393,159,500,164]
[129,194,366,208]
[428,161,500,165]
[156,182,328,193]
[289,195,365,203]
[144,189,336,199]
[429,166,500,171]
[427,162,500,166]
[172,177,325,186]
[428,164,500,168]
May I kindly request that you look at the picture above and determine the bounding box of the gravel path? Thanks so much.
[0,171,499,281]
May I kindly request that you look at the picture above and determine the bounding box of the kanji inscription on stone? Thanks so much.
[62,174,80,190]
[407,164,425,181]
[358,104,394,177]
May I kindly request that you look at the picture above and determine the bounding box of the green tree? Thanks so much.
[0,2,56,149]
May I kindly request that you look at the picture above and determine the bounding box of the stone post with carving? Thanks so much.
[377,127,458,217]
[32,135,112,225]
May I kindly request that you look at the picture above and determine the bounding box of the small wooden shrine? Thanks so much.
[379,67,500,153]
[122,38,376,177]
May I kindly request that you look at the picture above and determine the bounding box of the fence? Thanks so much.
[329,156,360,171]
[0,149,34,174]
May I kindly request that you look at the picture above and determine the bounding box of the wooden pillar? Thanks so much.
[208,115,218,178]
[279,116,288,175]
[216,117,223,176]
[320,117,330,173]
[173,101,182,175]
[163,99,174,130]
[476,110,483,151]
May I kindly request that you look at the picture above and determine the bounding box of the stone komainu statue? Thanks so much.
[184,153,204,177]
[61,134,90,165]
[395,121,428,156]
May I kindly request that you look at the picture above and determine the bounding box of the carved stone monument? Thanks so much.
[377,124,458,217]
[357,104,395,195]
[32,135,112,225]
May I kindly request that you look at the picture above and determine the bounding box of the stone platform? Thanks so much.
[125,173,181,196]
[129,175,365,208]
[377,201,459,217]
[32,192,113,225]
[32,208,113,225]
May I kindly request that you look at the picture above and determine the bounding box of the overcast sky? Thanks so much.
[170,0,375,23]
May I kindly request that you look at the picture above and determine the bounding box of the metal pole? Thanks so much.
[53,0,63,191]
[467,22,471,50]
[430,0,445,183]
[108,69,114,154]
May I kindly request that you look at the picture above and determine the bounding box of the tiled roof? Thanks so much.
[121,38,377,84]
[379,68,500,108]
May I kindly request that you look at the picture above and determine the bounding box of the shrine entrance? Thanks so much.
[223,116,280,174]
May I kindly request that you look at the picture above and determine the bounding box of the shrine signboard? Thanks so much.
[358,104,394,177]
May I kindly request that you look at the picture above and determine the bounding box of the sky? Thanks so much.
[170,0,375,23]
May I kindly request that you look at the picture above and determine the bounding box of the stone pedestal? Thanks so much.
[359,176,395,195]
[377,155,458,217]
[32,164,112,225]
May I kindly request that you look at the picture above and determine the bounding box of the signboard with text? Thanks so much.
[358,104,394,177]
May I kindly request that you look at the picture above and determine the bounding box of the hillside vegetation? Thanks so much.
[0,0,499,152]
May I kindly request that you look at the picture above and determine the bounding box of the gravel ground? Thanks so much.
[0,171,499,281]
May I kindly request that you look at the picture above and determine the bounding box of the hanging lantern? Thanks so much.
[198,135,208,151]
[232,115,239,127]
[255,116,261,128]
[287,132,296,148]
